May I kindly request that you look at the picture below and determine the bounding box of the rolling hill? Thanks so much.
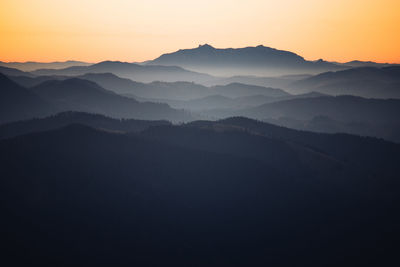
[30,78,193,122]
[0,111,171,140]
[290,66,400,98]
[0,66,33,77]
[31,61,214,83]
[0,74,55,124]
[0,60,90,72]
[9,72,290,101]
[203,95,400,142]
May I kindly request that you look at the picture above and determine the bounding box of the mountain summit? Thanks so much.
[147,44,344,76]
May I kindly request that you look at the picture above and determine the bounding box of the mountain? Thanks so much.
[339,60,400,68]
[204,95,400,142]
[143,92,326,111]
[145,94,242,111]
[30,78,193,122]
[263,115,400,143]
[215,117,399,175]
[0,66,33,77]
[1,119,400,266]
[204,74,312,89]
[290,66,400,98]
[0,74,55,124]
[31,61,214,83]
[77,72,145,95]
[79,74,289,100]
[147,44,345,76]
[8,74,69,87]
[9,72,291,101]
[210,82,289,98]
[242,95,400,123]
[88,76,212,100]
[9,73,211,100]
[0,111,171,140]
[0,60,90,72]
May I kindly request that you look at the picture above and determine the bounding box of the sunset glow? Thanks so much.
[1,0,399,63]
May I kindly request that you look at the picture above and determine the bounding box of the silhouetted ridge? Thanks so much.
[0,111,171,140]
[216,116,400,176]
[290,66,400,98]
[0,66,33,77]
[201,94,400,142]
[33,77,118,97]
[148,44,343,76]
[1,113,400,266]
[31,60,214,83]
[0,73,55,124]
[0,60,90,72]
[30,78,193,121]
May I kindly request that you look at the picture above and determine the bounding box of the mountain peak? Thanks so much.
[197,44,214,50]
[148,44,342,76]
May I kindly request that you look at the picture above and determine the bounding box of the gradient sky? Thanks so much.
[1,0,399,63]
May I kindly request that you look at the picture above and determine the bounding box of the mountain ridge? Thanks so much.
[147,44,345,76]
[31,60,214,83]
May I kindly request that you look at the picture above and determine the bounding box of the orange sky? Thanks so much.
[1,0,399,63]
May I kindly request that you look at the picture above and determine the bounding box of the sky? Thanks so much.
[1,0,399,63]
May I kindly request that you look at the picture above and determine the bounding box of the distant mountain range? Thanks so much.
[139,92,326,112]
[289,66,400,99]
[337,60,400,68]
[7,63,400,100]
[0,60,90,72]
[31,61,214,83]
[4,68,400,141]
[9,72,290,101]
[203,74,312,88]
[147,44,345,76]
[0,74,193,123]
[0,66,33,77]
[2,45,398,86]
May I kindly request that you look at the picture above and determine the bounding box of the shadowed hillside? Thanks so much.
[290,66,400,98]
[0,111,171,140]
[9,73,290,101]
[1,118,400,266]
[31,61,214,83]
[0,74,55,124]
[203,95,400,142]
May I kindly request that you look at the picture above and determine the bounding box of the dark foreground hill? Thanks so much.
[0,111,171,140]
[1,115,400,266]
